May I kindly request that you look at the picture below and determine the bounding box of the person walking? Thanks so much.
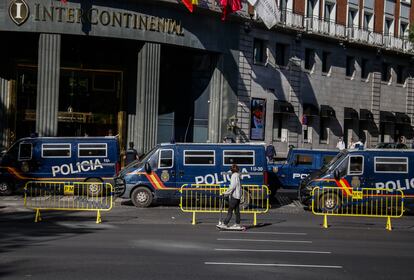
[221,164,242,229]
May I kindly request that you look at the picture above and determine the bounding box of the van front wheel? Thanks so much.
[131,187,153,208]
[0,181,13,196]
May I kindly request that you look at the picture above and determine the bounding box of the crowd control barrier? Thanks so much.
[24,181,114,223]
[180,184,270,226]
[311,187,404,231]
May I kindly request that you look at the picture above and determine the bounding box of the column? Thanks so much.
[130,43,161,154]
[36,34,61,136]
[0,78,10,148]
[371,60,381,145]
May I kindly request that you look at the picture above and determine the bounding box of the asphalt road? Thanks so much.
[1,197,414,280]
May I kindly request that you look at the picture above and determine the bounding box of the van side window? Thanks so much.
[159,149,173,168]
[348,156,364,175]
[78,144,107,157]
[184,150,215,166]
[42,144,71,158]
[18,143,32,161]
[375,157,408,173]
[223,150,255,165]
[295,154,313,166]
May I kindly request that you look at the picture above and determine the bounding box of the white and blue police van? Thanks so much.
[299,148,414,210]
[0,136,120,195]
[268,148,339,196]
[116,143,269,207]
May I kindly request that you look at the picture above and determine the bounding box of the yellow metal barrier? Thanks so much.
[24,181,114,223]
[311,187,404,231]
[180,184,270,226]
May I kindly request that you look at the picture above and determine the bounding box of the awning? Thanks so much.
[395,112,411,124]
[380,111,396,123]
[303,103,319,116]
[274,100,295,114]
[344,107,358,120]
[359,109,373,121]
[320,105,336,118]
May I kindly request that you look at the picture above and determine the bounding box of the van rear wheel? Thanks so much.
[318,192,341,212]
[0,181,13,196]
[131,187,153,208]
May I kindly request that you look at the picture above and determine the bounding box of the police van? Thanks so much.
[116,143,268,207]
[298,148,414,210]
[0,136,120,195]
[268,148,338,195]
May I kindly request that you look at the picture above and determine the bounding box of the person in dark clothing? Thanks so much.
[125,142,139,165]
[265,143,276,163]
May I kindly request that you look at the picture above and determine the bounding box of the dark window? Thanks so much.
[184,150,215,165]
[322,51,330,73]
[159,149,173,168]
[273,114,286,141]
[275,43,288,66]
[346,56,355,77]
[381,63,391,82]
[304,48,314,70]
[375,157,408,173]
[349,156,364,174]
[396,65,405,84]
[78,144,107,157]
[42,144,71,158]
[18,143,32,161]
[253,39,266,64]
[295,154,313,166]
[224,150,254,165]
[320,118,328,143]
[361,58,369,79]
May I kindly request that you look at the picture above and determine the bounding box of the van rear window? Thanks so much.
[42,144,71,158]
[375,157,408,173]
[184,150,215,165]
[295,155,313,166]
[223,150,255,165]
[78,144,107,157]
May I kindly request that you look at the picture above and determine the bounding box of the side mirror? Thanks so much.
[144,162,152,174]
[334,169,340,180]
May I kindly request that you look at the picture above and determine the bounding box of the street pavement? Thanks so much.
[1,196,414,280]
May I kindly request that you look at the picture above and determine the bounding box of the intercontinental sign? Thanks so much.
[9,0,184,36]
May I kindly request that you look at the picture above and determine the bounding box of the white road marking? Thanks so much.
[214,248,331,254]
[220,231,307,235]
[204,262,342,269]
[217,238,312,243]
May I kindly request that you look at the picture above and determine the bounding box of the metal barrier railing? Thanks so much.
[311,187,404,231]
[24,181,114,223]
[180,184,270,226]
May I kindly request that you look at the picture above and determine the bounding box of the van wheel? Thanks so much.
[131,187,153,208]
[240,190,250,210]
[0,181,13,196]
[319,192,341,212]
[85,178,103,196]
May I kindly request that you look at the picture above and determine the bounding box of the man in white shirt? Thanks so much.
[336,137,346,151]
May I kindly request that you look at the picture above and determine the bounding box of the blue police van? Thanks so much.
[298,148,414,210]
[116,143,269,207]
[268,148,339,195]
[0,136,120,195]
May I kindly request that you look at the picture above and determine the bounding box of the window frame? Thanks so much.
[347,155,364,175]
[42,143,72,159]
[78,143,108,158]
[374,157,408,174]
[223,150,255,166]
[18,143,33,161]
[158,149,174,169]
[183,150,215,166]
[253,38,267,65]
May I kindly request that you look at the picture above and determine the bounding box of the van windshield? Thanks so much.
[123,146,157,170]
[319,151,348,176]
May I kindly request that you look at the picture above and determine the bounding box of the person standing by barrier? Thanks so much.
[221,164,242,229]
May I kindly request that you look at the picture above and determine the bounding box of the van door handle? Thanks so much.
[171,170,175,176]
[179,171,184,177]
